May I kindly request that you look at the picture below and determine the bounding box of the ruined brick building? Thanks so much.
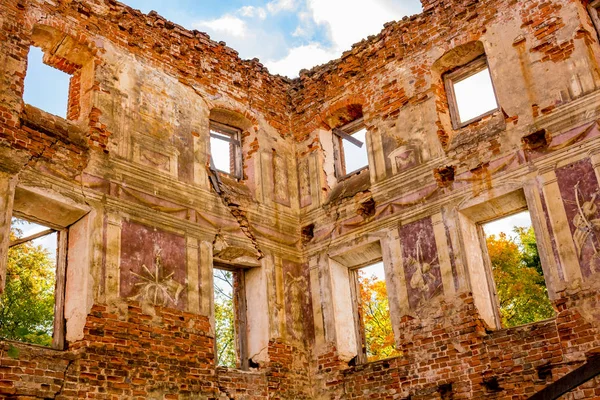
[1,0,600,398]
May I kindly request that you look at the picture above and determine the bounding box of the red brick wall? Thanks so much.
[313,292,600,399]
[1,303,314,399]
[0,0,292,175]
[1,0,599,399]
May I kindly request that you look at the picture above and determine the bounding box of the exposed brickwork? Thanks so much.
[314,293,600,399]
[0,342,75,398]
[1,304,313,399]
[0,0,600,398]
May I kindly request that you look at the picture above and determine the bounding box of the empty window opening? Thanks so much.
[209,122,242,178]
[23,47,70,118]
[333,119,369,178]
[343,128,368,174]
[351,261,399,363]
[213,267,248,369]
[482,211,554,328]
[0,217,59,347]
[445,56,499,128]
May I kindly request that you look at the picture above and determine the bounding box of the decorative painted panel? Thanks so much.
[283,260,314,344]
[400,217,444,310]
[298,158,312,208]
[273,153,291,206]
[119,220,187,310]
[555,158,600,278]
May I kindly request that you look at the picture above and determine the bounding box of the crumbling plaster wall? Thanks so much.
[0,0,310,398]
[297,0,600,398]
[1,0,600,398]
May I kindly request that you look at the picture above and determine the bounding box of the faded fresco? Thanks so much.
[441,208,460,292]
[282,260,314,344]
[555,158,600,278]
[400,217,443,310]
[273,153,291,206]
[388,145,419,175]
[298,158,312,208]
[120,220,187,309]
[538,189,565,281]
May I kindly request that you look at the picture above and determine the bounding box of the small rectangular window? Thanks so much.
[23,46,71,118]
[213,267,248,369]
[0,217,66,348]
[444,56,499,129]
[333,119,369,179]
[209,122,242,178]
[350,261,398,363]
[481,211,554,328]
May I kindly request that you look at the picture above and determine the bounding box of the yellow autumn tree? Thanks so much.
[486,227,554,327]
[358,271,400,361]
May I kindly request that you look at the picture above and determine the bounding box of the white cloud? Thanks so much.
[292,25,307,37]
[192,14,288,61]
[265,43,339,77]
[266,0,297,14]
[193,15,247,38]
[307,0,421,52]
[291,10,314,38]
[191,0,423,78]
[239,5,267,20]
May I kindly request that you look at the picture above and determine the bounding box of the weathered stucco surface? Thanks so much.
[1,0,600,398]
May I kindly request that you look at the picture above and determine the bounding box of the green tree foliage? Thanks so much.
[358,270,400,361]
[0,225,55,346]
[486,226,554,328]
[214,269,236,368]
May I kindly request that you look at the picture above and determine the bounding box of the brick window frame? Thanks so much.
[213,263,249,370]
[26,24,94,122]
[2,185,90,350]
[6,215,67,349]
[458,187,556,330]
[443,56,500,129]
[332,118,369,180]
[209,121,243,179]
[588,0,600,35]
[327,239,399,365]
[347,259,393,364]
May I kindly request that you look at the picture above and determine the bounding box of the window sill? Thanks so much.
[346,352,405,371]
[20,104,87,147]
[337,165,369,182]
[326,167,371,204]
[215,365,261,374]
[0,337,65,352]
[455,108,500,130]
[491,315,558,334]
[446,110,506,150]
[216,170,242,182]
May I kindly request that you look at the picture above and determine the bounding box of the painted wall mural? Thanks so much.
[441,208,460,292]
[388,144,419,175]
[298,158,312,208]
[282,260,314,344]
[120,220,187,309]
[400,217,443,310]
[555,158,600,278]
[273,153,291,206]
[538,189,565,281]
